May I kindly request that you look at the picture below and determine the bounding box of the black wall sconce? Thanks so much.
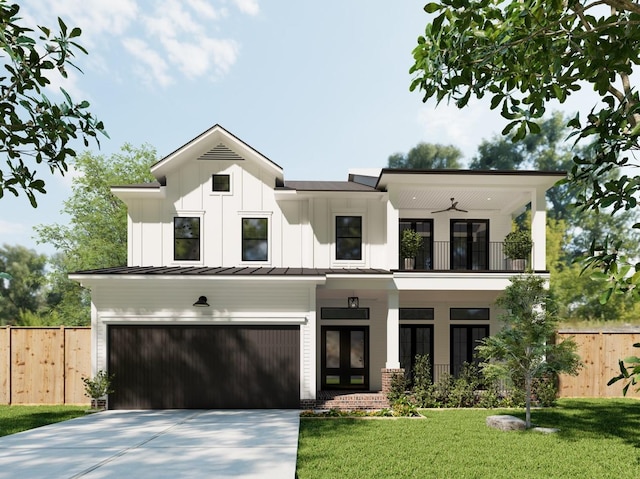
[193,296,210,307]
[348,297,359,309]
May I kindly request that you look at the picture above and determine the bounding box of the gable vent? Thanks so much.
[197,143,244,161]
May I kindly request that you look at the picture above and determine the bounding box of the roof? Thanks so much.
[70,266,391,276]
[150,124,283,182]
[279,181,378,192]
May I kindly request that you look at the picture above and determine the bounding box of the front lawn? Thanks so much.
[297,399,640,478]
[0,405,89,437]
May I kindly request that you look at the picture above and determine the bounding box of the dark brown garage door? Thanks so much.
[108,325,299,409]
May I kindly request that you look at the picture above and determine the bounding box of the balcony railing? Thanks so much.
[399,241,533,272]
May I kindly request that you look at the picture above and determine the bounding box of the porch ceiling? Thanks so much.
[393,188,529,215]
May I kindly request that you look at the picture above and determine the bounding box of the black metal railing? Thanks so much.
[399,241,533,272]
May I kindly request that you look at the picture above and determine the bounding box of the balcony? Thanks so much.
[399,241,533,272]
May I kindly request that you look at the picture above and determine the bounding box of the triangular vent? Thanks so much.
[197,143,244,161]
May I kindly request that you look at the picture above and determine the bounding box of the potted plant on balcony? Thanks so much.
[503,229,532,270]
[400,229,423,270]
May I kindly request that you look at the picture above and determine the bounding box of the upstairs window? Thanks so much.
[174,217,200,261]
[336,216,362,260]
[242,218,268,261]
[212,174,230,192]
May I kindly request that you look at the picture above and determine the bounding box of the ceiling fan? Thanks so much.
[432,197,468,213]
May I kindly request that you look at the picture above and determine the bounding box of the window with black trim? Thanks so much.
[212,174,230,192]
[321,308,370,320]
[242,218,268,261]
[450,308,490,320]
[174,217,200,261]
[400,308,434,320]
[336,216,362,260]
[400,325,433,382]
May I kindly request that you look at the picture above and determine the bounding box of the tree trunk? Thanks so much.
[525,374,532,429]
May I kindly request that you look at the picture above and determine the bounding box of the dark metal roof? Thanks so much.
[111,181,163,189]
[279,181,379,192]
[71,266,391,276]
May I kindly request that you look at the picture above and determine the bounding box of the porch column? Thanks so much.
[385,289,400,369]
[531,188,546,271]
[386,190,399,269]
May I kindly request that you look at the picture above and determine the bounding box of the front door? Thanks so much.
[321,326,369,390]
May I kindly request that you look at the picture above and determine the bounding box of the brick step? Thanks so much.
[301,391,390,411]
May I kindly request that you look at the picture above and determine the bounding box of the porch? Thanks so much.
[300,365,455,410]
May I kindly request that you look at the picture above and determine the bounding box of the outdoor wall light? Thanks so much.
[193,296,210,307]
[348,297,359,309]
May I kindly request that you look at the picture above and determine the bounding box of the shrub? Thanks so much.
[386,370,408,404]
[82,369,114,404]
[392,396,420,417]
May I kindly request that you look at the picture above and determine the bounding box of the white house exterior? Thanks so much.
[71,124,563,409]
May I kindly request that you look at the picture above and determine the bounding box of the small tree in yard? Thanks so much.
[477,275,581,428]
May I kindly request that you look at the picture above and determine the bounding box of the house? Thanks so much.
[70,124,563,409]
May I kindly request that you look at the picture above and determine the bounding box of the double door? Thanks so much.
[321,326,368,390]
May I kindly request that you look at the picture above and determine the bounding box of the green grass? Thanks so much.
[296,399,640,479]
[0,405,89,437]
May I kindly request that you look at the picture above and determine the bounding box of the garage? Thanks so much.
[108,325,300,409]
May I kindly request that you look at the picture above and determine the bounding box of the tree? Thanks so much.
[0,1,106,206]
[0,244,47,324]
[470,112,579,221]
[388,142,462,169]
[36,144,157,324]
[410,0,640,293]
[477,275,582,428]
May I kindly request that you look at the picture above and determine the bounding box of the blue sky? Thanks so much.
[1,1,596,257]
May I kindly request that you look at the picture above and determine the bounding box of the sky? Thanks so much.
[1,0,599,257]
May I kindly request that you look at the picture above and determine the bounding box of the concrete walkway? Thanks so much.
[0,409,300,478]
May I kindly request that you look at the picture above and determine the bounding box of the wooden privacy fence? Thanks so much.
[0,326,91,405]
[557,330,640,399]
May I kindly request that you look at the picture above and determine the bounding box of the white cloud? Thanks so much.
[123,38,173,88]
[232,0,260,16]
[187,0,228,20]
[19,0,251,88]
[417,98,506,162]
[0,220,26,236]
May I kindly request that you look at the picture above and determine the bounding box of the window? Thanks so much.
[321,308,370,320]
[450,308,490,321]
[450,325,489,377]
[212,174,230,192]
[399,308,434,320]
[336,216,362,260]
[242,218,268,261]
[174,217,200,261]
[399,220,433,270]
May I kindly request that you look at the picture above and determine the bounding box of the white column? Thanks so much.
[386,289,400,369]
[386,191,399,270]
[531,189,547,270]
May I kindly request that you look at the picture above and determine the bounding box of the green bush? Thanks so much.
[386,370,408,404]
[82,369,114,402]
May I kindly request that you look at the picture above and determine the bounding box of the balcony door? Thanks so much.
[399,220,433,270]
[451,220,489,270]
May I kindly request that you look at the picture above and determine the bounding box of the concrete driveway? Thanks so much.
[0,409,300,478]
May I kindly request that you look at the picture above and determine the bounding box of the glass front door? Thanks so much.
[321,326,369,389]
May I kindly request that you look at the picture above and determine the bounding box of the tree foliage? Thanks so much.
[0,1,106,206]
[0,244,47,324]
[388,142,462,169]
[36,144,157,324]
[411,0,640,297]
[477,275,581,428]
